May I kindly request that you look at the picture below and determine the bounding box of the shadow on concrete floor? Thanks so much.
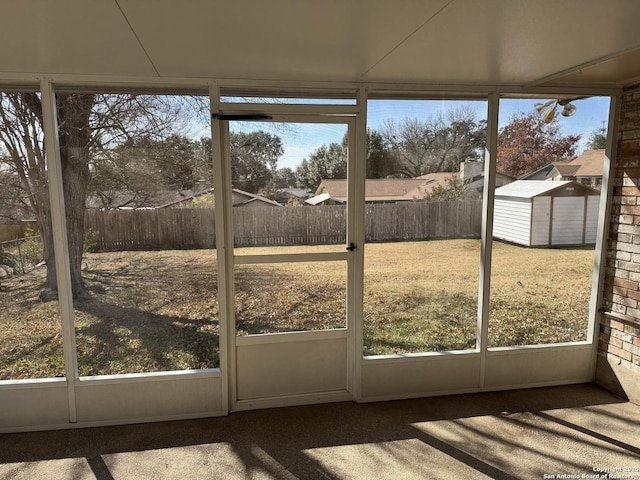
[1,383,639,480]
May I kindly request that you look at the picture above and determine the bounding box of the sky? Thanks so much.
[228,96,612,171]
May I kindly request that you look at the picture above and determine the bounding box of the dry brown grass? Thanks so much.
[363,240,594,354]
[0,270,63,379]
[76,250,219,376]
[0,240,596,379]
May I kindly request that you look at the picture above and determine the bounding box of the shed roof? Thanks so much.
[495,180,598,199]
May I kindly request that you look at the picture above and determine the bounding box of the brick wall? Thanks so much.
[597,83,640,403]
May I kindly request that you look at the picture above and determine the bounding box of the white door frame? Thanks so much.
[212,110,361,411]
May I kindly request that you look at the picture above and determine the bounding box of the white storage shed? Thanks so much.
[493,180,600,247]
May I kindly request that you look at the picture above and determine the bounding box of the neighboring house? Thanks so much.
[306,163,514,205]
[415,172,459,186]
[86,189,190,210]
[564,149,605,189]
[307,176,457,205]
[164,188,282,209]
[231,189,283,208]
[520,149,604,189]
[458,160,514,197]
[521,163,562,181]
[270,188,313,206]
[86,187,282,210]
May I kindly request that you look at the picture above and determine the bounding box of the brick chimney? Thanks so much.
[460,160,484,183]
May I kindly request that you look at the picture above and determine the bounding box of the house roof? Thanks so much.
[555,164,581,177]
[230,189,283,207]
[463,171,515,184]
[280,188,312,199]
[87,187,282,209]
[86,189,199,209]
[495,180,598,199]
[520,149,605,181]
[1,2,640,89]
[567,149,605,177]
[519,163,558,181]
[315,176,456,203]
[415,173,457,184]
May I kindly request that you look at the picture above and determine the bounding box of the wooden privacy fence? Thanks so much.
[85,200,482,251]
[85,208,216,251]
[0,221,38,243]
[365,200,482,242]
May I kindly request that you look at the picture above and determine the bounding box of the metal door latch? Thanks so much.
[346,243,356,252]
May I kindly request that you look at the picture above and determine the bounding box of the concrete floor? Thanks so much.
[0,384,639,480]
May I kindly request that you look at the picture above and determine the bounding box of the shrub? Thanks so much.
[0,252,22,275]
[83,229,99,253]
[20,235,44,266]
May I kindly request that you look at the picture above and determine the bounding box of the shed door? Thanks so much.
[531,196,551,246]
[551,197,585,245]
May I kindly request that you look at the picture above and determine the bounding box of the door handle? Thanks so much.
[346,243,356,252]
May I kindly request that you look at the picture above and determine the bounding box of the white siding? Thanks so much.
[493,198,532,246]
[585,195,600,244]
[551,197,585,245]
[530,196,551,246]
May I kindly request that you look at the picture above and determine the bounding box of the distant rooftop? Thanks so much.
[315,175,456,203]
[567,149,605,177]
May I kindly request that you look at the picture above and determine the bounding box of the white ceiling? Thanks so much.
[1,0,640,89]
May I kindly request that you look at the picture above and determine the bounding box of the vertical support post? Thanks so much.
[210,83,234,413]
[40,78,78,422]
[350,86,367,401]
[477,91,499,389]
[588,94,620,368]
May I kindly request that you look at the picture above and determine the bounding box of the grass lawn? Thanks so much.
[363,239,594,354]
[0,240,595,379]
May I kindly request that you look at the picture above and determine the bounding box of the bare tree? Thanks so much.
[0,93,55,293]
[0,91,200,299]
[381,107,484,177]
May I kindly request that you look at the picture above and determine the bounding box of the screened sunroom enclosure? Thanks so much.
[1,0,639,433]
[0,81,617,431]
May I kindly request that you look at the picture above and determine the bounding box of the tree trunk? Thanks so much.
[44,93,95,299]
[39,199,57,293]
[1,92,95,301]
